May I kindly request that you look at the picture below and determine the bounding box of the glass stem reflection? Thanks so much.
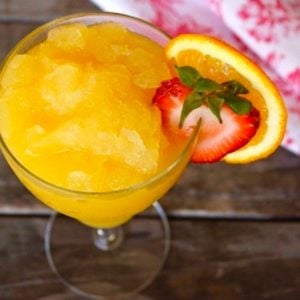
[93,226,124,251]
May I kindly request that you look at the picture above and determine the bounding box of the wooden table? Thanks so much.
[1,1,300,299]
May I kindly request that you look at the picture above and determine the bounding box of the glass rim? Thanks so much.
[0,12,198,197]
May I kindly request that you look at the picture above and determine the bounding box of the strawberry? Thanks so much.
[153,77,192,136]
[153,73,260,163]
[189,104,259,162]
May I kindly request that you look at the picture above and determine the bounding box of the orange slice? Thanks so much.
[166,34,287,163]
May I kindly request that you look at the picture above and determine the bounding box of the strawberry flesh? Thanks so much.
[153,77,260,163]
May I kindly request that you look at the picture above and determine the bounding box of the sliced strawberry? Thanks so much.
[153,78,192,136]
[190,105,259,162]
[153,77,260,163]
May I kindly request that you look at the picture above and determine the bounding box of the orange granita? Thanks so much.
[0,22,174,191]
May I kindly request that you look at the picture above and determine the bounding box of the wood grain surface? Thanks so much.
[0,0,98,23]
[1,217,300,300]
[1,1,300,299]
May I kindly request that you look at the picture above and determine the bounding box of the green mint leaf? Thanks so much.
[221,80,249,94]
[218,93,252,115]
[207,96,224,123]
[175,65,200,87]
[195,78,220,93]
[175,65,254,128]
[179,89,205,128]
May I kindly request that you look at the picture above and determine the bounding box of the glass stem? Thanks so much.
[93,226,124,251]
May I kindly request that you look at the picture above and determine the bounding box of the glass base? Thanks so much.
[44,202,170,299]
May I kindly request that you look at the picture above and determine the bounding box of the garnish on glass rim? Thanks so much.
[163,34,286,164]
[153,66,260,163]
[175,65,253,127]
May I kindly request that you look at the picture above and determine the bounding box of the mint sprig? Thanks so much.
[177,65,252,128]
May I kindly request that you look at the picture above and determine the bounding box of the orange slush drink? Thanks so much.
[0,20,195,228]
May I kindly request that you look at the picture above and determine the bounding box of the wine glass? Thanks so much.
[0,13,199,299]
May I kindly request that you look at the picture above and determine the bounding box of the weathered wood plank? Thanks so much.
[0,216,300,299]
[0,0,99,23]
[163,147,300,218]
[1,147,300,218]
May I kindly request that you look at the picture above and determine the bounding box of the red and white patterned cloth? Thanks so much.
[91,0,300,156]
